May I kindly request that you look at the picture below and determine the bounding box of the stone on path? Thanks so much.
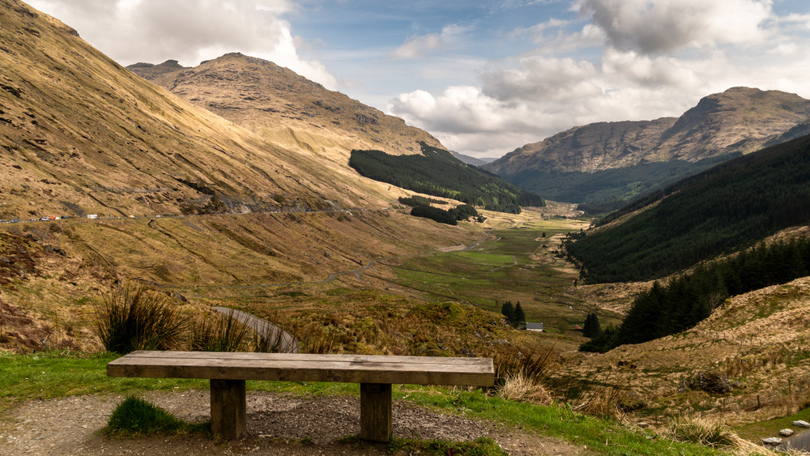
[780,429,794,437]
[762,437,783,446]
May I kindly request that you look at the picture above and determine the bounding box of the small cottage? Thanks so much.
[525,322,544,332]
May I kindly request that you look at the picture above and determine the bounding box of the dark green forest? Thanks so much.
[581,236,810,352]
[398,196,480,225]
[565,134,810,283]
[350,143,545,214]
[502,154,737,210]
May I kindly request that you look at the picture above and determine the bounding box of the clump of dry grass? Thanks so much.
[667,415,764,453]
[498,371,552,404]
[574,386,629,421]
[494,341,558,384]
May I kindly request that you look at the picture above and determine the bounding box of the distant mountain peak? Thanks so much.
[484,87,810,205]
[128,53,444,158]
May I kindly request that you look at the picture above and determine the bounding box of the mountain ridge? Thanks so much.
[485,87,810,204]
[127,54,444,161]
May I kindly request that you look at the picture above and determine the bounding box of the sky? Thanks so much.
[26,0,810,159]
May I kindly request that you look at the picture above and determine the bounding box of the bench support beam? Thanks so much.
[360,383,392,442]
[210,379,247,439]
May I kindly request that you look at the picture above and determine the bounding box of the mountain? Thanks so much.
[0,1,418,219]
[128,55,545,213]
[127,55,444,161]
[485,87,810,206]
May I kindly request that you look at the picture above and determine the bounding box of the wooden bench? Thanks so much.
[107,351,495,442]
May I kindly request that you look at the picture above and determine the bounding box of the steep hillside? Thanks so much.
[128,54,444,162]
[0,0,494,355]
[0,0,412,221]
[486,87,810,205]
[565,133,810,284]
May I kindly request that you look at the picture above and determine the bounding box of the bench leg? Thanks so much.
[210,379,246,439]
[360,383,392,442]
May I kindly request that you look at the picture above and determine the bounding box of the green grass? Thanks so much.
[736,407,810,442]
[382,222,592,338]
[0,351,208,413]
[401,389,727,455]
[105,396,208,437]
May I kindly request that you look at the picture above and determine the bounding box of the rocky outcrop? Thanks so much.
[678,371,732,394]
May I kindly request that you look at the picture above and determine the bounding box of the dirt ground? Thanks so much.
[0,390,588,455]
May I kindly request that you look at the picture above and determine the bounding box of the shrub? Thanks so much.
[94,281,186,354]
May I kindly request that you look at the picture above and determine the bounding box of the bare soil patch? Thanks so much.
[0,390,586,455]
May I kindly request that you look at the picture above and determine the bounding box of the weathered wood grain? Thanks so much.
[210,379,246,439]
[107,351,495,386]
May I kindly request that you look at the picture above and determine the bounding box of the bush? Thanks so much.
[94,281,186,354]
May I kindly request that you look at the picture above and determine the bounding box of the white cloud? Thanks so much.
[390,24,472,60]
[27,0,338,89]
[387,0,810,158]
[580,0,773,54]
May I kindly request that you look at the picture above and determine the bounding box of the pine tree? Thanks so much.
[500,301,514,324]
[583,312,601,338]
[512,301,526,329]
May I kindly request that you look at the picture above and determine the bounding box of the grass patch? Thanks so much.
[668,415,741,448]
[105,396,208,437]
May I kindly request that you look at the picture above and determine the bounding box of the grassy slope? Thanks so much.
[0,210,480,352]
[0,0,404,220]
[560,274,810,433]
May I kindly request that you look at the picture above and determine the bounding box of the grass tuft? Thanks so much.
[94,281,186,354]
[498,371,552,404]
[105,396,207,437]
[667,415,745,449]
[190,309,251,352]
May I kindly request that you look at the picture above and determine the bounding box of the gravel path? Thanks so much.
[0,390,587,455]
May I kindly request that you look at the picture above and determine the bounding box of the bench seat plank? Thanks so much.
[107,351,494,386]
